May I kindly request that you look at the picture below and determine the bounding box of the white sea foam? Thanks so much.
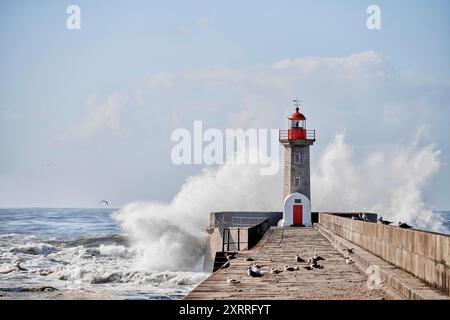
[113,161,282,272]
[97,244,135,258]
[10,243,58,255]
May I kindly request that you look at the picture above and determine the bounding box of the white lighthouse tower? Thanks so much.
[279,99,316,227]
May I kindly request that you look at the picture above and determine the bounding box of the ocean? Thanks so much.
[0,208,208,300]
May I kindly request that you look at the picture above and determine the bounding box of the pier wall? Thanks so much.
[319,213,450,295]
[203,212,281,272]
[209,211,282,229]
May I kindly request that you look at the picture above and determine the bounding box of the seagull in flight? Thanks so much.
[99,200,109,206]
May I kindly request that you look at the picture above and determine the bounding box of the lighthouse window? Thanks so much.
[294,153,301,164]
[294,177,301,187]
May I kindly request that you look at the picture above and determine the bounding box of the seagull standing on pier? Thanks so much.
[313,253,325,261]
[303,263,314,270]
[270,267,282,274]
[343,248,354,255]
[307,257,324,269]
[227,277,240,285]
[284,265,299,271]
[247,266,262,277]
[295,254,305,263]
[345,257,355,264]
[398,222,412,229]
[378,217,393,225]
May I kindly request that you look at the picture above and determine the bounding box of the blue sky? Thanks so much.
[0,0,449,208]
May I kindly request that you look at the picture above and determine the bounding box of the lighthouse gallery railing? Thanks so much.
[279,129,315,140]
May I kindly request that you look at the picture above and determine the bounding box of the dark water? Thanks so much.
[0,208,208,300]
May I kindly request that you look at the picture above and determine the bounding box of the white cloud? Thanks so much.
[62,93,126,141]
[138,51,449,137]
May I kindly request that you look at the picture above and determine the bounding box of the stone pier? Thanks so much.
[186,214,450,300]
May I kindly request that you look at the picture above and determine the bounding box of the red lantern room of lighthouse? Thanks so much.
[279,99,316,227]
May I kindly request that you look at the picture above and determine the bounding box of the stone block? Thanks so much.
[414,231,427,257]
[413,254,426,279]
[406,228,415,252]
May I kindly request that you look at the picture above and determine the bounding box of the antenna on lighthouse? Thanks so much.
[293,97,302,110]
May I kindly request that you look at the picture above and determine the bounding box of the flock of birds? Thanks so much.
[353,213,413,229]
[225,250,357,285]
[224,214,413,285]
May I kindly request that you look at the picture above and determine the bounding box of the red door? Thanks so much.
[293,204,303,225]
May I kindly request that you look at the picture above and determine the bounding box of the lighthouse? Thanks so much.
[279,99,316,227]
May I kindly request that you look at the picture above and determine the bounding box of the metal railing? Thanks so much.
[230,216,269,227]
[222,227,242,252]
[221,218,270,252]
[248,219,270,249]
[279,129,315,140]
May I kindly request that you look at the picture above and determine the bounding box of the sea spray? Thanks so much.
[113,162,282,271]
[312,131,446,233]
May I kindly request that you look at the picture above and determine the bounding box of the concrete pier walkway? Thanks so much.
[185,227,388,300]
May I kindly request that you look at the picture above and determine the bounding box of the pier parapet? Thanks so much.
[318,213,450,295]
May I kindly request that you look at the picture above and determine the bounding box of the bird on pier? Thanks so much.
[270,267,283,275]
[377,217,393,225]
[307,258,324,269]
[295,254,305,263]
[398,222,412,229]
[303,264,314,271]
[247,266,262,277]
[224,253,235,261]
[284,265,299,272]
[227,277,240,285]
[251,263,264,269]
[343,248,354,255]
[244,256,254,261]
[313,253,325,261]
[345,257,355,264]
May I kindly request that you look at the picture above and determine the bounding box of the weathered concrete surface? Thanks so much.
[316,223,449,300]
[186,228,388,300]
[319,213,450,295]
